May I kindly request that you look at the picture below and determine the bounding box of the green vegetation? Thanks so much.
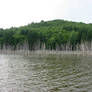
[0,19,92,51]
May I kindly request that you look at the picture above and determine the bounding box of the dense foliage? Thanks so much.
[0,19,92,51]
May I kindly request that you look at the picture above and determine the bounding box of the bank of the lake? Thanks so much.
[0,50,92,56]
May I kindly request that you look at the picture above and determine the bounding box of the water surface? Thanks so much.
[0,54,92,92]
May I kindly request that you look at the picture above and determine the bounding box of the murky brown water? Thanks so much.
[0,54,92,92]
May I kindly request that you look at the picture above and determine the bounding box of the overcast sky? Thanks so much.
[0,0,92,28]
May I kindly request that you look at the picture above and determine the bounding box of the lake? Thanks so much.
[0,54,92,92]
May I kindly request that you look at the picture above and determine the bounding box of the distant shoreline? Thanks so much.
[0,50,92,55]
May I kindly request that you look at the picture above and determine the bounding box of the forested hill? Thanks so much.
[0,19,92,51]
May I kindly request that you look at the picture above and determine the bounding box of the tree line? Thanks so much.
[0,19,92,51]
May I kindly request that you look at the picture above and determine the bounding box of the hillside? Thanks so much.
[0,19,92,51]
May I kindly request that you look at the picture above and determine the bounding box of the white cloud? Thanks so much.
[0,0,92,28]
[63,0,92,23]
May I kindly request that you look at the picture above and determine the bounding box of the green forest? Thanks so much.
[0,19,92,51]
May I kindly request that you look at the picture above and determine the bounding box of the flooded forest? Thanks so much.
[0,19,92,51]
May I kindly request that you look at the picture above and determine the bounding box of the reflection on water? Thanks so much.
[0,55,8,92]
[0,54,92,92]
